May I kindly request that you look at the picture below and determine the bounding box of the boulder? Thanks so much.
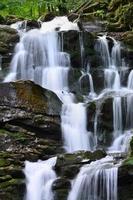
[62,30,95,68]
[118,136,133,200]
[0,25,19,76]
[55,150,106,178]
[0,80,62,140]
[53,178,71,200]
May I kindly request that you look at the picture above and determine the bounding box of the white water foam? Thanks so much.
[68,156,119,200]
[24,157,57,200]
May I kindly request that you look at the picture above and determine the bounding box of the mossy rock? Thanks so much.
[130,137,133,153]
[59,164,80,179]
[0,175,12,183]
[39,12,55,22]
[52,178,71,190]
[0,159,10,167]
[0,178,24,189]
[0,177,25,200]
[122,137,133,165]
[4,15,24,25]
[0,128,28,139]
[56,150,106,166]
[121,31,133,48]
[54,188,69,200]
[0,80,61,116]
[0,25,18,43]
[123,157,133,165]
[0,41,9,54]
[53,178,71,200]
[0,165,24,178]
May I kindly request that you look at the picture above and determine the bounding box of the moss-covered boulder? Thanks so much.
[55,150,106,178]
[53,178,71,200]
[0,126,63,199]
[0,25,18,44]
[0,80,62,140]
[121,31,133,48]
[0,25,19,75]
[118,136,133,200]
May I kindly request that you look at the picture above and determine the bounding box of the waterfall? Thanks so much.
[96,35,111,68]
[113,97,123,139]
[24,157,57,200]
[68,156,118,200]
[3,16,133,200]
[94,104,101,148]
[79,63,96,98]
[104,69,121,90]
[96,35,121,69]
[79,32,84,68]
[61,102,93,152]
[96,35,121,90]
[108,130,133,153]
[126,70,133,128]
[111,39,121,67]
[4,17,91,152]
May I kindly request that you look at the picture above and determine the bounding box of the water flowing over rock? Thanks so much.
[0,15,133,200]
[68,156,118,200]
[24,157,57,200]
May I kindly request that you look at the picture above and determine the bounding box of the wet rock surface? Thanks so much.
[117,137,133,200]
[0,80,63,199]
[0,80,62,139]
[0,25,19,80]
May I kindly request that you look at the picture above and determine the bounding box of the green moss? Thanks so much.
[0,178,23,189]
[0,159,10,167]
[0,128,28,139]
[0,165,24,178]
[123,157,133,165]
[0,175,12,183]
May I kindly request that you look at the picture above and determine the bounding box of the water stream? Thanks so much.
[3,18,133,200]
[24,157,57,200]
[68,156,119,200]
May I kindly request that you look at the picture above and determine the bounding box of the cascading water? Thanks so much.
[96,35,111,68]
[96,35,121,90]
[24,157,57,200]
[61,102,93,152]
[113,97,123,138]
[96,36,133,154]
[108,130,133,153]
[4,17,91,153]
[68,156,119,200]
[79,63,96,98]
[3,16,133,200]
[126,70,133,128]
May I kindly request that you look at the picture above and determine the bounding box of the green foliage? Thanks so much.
[94,10,105,19]
[0,0,87,19]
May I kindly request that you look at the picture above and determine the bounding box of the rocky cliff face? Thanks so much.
[0,25,19,81]
[0,80,63,200]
